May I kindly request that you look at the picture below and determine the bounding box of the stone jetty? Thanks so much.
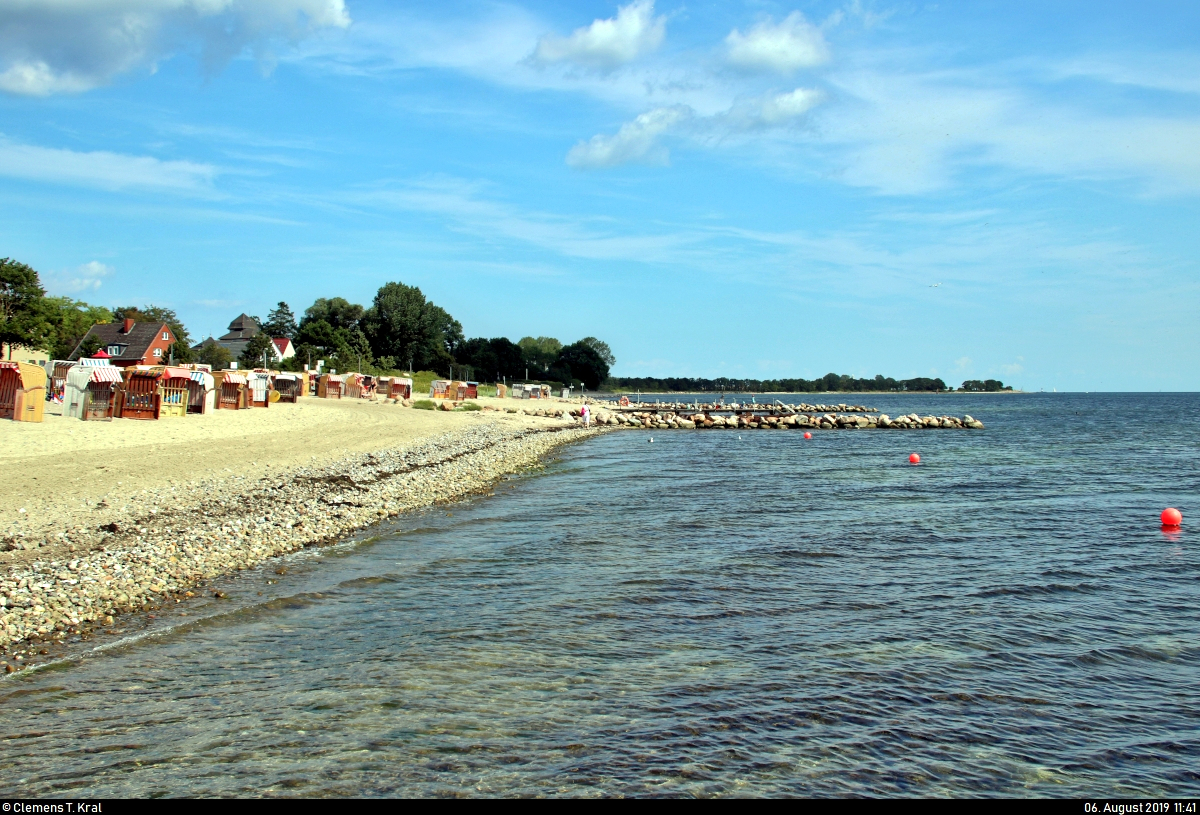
[572,407,984,430]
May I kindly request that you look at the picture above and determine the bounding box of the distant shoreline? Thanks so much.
[595,390,1026,396]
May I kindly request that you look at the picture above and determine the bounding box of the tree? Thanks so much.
[43,297,113,360]
[239,332,276,368]
[518,336,562,374]
[361,282,459,373]
[579,336,615,368]
[555,340,610,390]
[961,379,1009,392]
[428,305,463,359]
[196,341,233,370]
[263,302,298,339]
[301,297,364,332]
[330,327,373,372]
[296,319,339,353]
[0,258,49,356]
[457,337,527,382]
[77,334,103,359]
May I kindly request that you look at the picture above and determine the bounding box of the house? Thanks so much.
[272,337,295,360]
[202,315,291,362]
[1,343,51,368]
[215,313,261,360]
[70,319,176,367]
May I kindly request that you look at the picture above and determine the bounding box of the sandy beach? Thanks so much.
[1,397,598,656]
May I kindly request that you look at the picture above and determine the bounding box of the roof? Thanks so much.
[220,314,260,341]
[67,365,123,387]
[272,337,292,354]
[70,322,171,363]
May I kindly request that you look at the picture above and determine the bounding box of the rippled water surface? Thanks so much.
[3,393,1199,797]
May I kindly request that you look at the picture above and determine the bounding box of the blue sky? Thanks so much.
[1,0,1197,390]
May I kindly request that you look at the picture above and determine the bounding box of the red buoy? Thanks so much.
[1162,507,1183,527]
[803,432,812,439]
[909,453,920,465]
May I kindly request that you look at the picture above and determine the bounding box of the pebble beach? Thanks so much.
[0,399,598,662]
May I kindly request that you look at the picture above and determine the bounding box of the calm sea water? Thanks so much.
[3,393,1198,797]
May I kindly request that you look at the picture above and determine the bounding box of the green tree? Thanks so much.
[361,282,457,372]
[518,336,562,374]
[579,336,615,368]
[555,340,610,390]
[239,332,277,368]
[295,319,339,353]
[330,327,373,372]
[457,337,527,382]
[428,305,463,359]
[301,297,364,332]
[197,341,233,370]
[43,297,113,360]
[0,258,49,356]
[77,334,104,359]
[263,302,298,338]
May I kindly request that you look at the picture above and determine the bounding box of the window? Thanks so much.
[107,344,126,357]
[163,332,170,341]
[153,348,163,357]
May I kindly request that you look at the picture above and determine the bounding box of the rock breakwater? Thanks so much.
[580,408,984,430]
[597,400,878,413]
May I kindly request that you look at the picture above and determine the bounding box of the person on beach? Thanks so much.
[581,404,590,427]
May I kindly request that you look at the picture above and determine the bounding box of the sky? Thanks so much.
[1,0,1198,390]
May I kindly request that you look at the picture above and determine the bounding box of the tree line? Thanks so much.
[613,374,1010,393]
[2,257,1015,393]
[0,259,614,389]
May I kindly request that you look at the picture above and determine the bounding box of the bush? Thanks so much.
[456,401,482,411]
[412,399,436,410]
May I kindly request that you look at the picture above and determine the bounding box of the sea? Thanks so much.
[2,392,1198,797]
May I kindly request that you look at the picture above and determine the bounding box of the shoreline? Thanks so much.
[592,390,1026,396]
[1,411,600,663]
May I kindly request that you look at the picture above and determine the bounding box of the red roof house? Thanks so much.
[70,320,176,367]
[272,337,295,360]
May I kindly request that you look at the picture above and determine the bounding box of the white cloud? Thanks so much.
[0,0,350,96]
[568,89,822,168]
[0,139,216,191]
[725,12,830,74]
[567,105,690,168]
[534,0,665,70]
[819,68,1200,195]
[723,87,823,130]
[45,260,113,294]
